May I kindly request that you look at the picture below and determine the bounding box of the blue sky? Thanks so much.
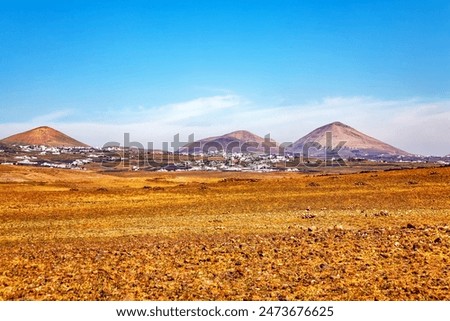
[0,0,449,155]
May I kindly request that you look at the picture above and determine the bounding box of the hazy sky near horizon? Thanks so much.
[0,1,449,155]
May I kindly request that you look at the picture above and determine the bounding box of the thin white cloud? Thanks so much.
[31,109,74,123]
[0,95,449,155]
[157,94,247,124]
[103,95,247,125]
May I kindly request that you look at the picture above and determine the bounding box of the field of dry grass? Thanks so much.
[0,164,449,300]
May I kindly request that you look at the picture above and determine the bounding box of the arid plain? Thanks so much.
[0,164,449,300]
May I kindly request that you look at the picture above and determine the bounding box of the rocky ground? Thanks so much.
[0,165,449,300]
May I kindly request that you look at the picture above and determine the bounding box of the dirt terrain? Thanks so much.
[0,165,449,300]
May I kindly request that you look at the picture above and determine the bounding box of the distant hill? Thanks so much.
[180,130,278,154]
[289,121,410,157]
[0,126,89,147]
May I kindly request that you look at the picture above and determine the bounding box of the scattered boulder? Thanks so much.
[374,210,389,217]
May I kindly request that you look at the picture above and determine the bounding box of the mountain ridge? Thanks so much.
[0,126,89,147]
[289,121,410,157]
[180,130,278,154]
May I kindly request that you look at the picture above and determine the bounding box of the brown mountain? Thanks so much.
[180,130,278,154]
[0,126,89,147]
[289,121,410,157]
